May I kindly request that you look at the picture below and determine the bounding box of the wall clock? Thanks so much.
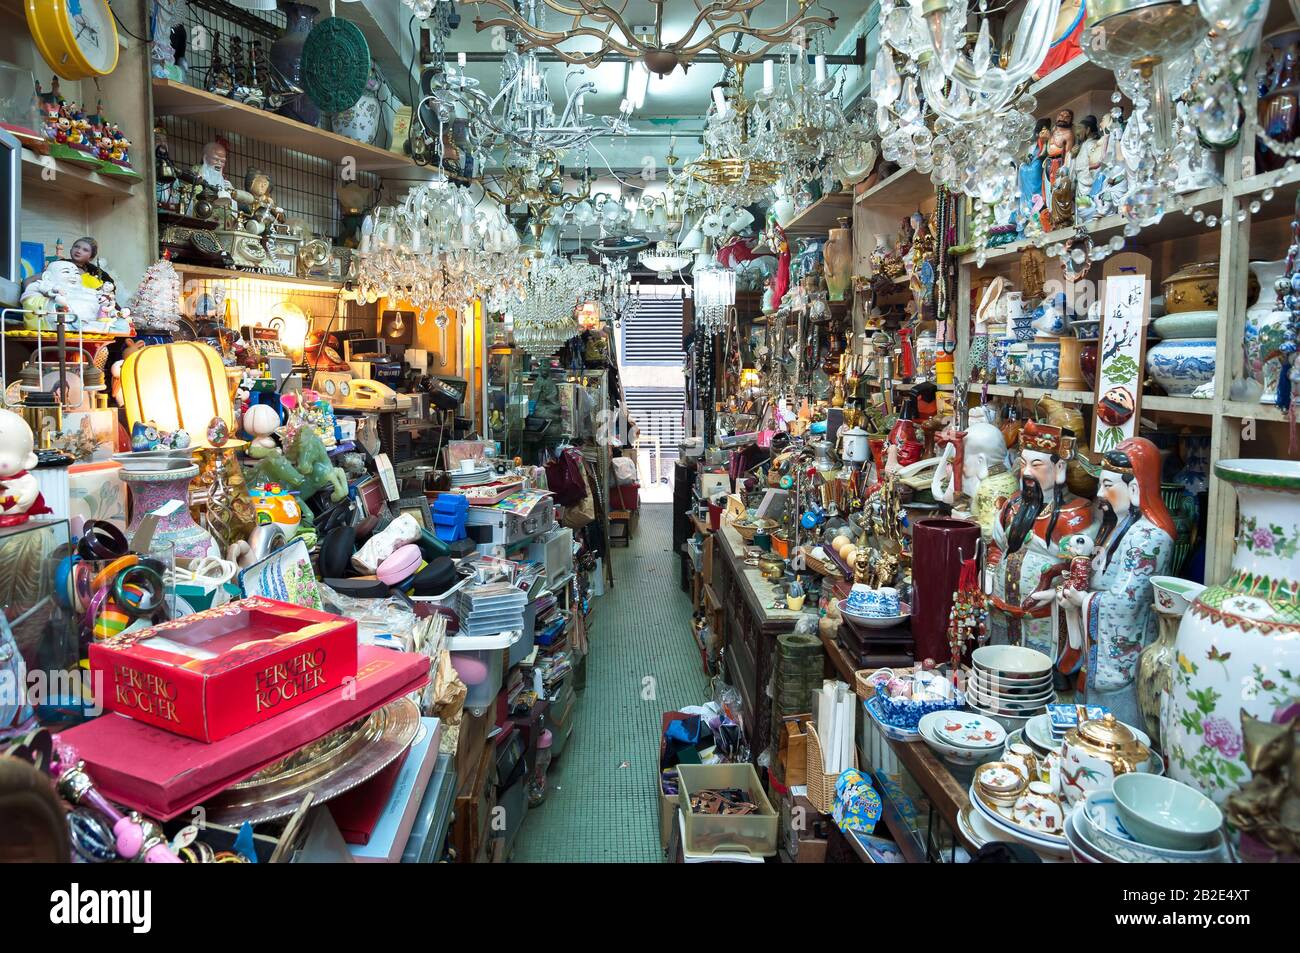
[27,0,120,81]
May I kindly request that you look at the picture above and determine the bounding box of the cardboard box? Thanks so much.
[89,597,358,742]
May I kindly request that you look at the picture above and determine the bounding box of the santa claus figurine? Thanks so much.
[0,410,51,526]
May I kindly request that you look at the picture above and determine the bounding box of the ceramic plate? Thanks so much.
[968,782,1071,858]
[957,804,1002,850]
[1025,714,1064,753]
[1065,806,1107,863]
[918,722,994,766]
[920,711,1006,750]
[1081,792,1225,862]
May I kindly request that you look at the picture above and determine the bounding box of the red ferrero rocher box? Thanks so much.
[88,597,359,742]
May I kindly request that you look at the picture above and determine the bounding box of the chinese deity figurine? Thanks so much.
[989,422,1096,662]
[932,415,1017,539]
[1037,437,1173,725]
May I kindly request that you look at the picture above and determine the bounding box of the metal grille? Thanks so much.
[624,386,686,461]
[621,285,685,365]
[162,2,382,240]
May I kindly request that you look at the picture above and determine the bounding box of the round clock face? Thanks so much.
[322,379,337,397]
[338,380,350,398]
[68,0,118,75]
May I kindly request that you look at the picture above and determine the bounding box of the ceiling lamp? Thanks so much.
[692,253,736,336]
[463,0,838,75]
[639,241,691,281]
[684,68,780,207]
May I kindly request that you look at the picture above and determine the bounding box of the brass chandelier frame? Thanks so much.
[463,0,838,74]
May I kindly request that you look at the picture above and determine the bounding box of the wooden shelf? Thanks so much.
[21,148,138,199]
[980,383,1095,404]
[1027,54,1117,117]
[783,191,854,236]
[171,262,343,291]
[151,79,417,175]
[1223,400,1289,422]
[857,167,934,208]
[1142,395,1214,415]
[960,186,1226,267]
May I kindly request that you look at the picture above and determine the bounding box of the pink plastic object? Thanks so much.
[377,544,422,586]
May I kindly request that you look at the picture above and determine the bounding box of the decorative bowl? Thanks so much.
[966,696,1035,733]
[842,603,911,628]
[972,645,1054,680]
[1162,261,1221,313]
[873,679,964,731]
[920,710,1006,750]
[1151,310,1218,340]
[1146,338,1216,396]
[1111,774,1224,851]
[1081,791,1227,862]
[1025,341,1061,388]
[975,761,1029,804]
[968,671,1054,695]
[1010,323,1036,342]
[1070,318,1100,340]
[1150,575,1207,616]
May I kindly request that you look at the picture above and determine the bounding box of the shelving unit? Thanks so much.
[21,149,140,199]
[169,262,344,292]
[151,79,419,175]
[784,191,854,236]
[847,10,1300,586]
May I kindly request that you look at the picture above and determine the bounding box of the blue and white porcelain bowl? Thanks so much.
[1025,341,1061,388]
[1146,338,1215,396]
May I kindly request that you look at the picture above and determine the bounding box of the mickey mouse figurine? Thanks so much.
[0,409,52,526]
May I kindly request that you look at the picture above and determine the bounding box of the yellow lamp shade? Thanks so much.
[120,342,234,445]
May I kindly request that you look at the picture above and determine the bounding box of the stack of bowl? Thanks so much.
[1065,775,1229,863]
[917,710,1006,768]
[966,646,1056,731]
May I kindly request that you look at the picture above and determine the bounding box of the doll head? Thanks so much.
[1060,533,1095,559]
[0,410,38,478]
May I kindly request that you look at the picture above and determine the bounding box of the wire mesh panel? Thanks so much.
[161,1,381,241]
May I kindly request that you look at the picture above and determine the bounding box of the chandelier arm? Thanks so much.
[472,16,641,62]
[676,18,837,61]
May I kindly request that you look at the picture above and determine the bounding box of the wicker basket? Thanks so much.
[731,517,775,542]
[805,723,860,814]
[800,547,843,579]
[853,666,913,701]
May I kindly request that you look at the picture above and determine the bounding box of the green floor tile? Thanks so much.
[512,504,708,863]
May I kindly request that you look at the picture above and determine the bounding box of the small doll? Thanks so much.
[1061,533,1095,591]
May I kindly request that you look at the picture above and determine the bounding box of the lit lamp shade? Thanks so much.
[120,343,235,446]
[578,300,602,330]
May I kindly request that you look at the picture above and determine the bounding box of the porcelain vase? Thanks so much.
[332,90,382,145]
[1138,577,1205,750]
[1166,459,1300,805]
[823,217,852,302]
[1146,338,1216,396]
[271,2,320,126]
[121,464,219,560]
[1243,259,1290,404]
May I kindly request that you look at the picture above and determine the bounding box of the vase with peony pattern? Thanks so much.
[1166,459,1300,804]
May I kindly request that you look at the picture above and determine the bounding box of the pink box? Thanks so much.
[58,645,429,819]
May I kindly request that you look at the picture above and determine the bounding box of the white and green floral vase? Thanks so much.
[1166,459,1300,804]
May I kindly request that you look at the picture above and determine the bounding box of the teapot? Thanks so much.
[1059,712,1151,808]
[812,438,838,472]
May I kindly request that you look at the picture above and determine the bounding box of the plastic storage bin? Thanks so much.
[677,762,778,857]
[447,630,520,713]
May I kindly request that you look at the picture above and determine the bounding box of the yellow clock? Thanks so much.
[27,0,120,81]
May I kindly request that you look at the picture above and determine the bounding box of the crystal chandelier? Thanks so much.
[692,254,736,337]
[755,50,866,195]
[597,255,639,326]
[492,255,603,356]
[685,70,781,208]
[352,175,524,344]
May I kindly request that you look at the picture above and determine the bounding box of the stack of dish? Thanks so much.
[966,761,1070,859]
[449,465,494,488]
[917,711,1005,767]
[966,645,1055,731]
[1065,777,1229,864]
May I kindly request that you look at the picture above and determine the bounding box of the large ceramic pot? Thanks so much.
[332,87,382,144]
[823,217,852,302]
[1025,341,1060,388]
[1146,338,1215,396]
[1138,576,1206,748]
[1244,259,1290,404]
[1167,459,1300,805]
[120,464,220,560]
[271,2,320,126]
[910,518,980,664]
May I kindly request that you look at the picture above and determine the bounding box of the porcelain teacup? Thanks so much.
[1004,742,1039,785]
[1011,781,1065,833]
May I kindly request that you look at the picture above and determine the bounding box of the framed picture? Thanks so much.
[355,477,388,521]
[396,496,433,532]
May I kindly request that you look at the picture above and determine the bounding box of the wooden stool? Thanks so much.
[609,510,632,546]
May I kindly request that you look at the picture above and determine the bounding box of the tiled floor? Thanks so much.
[512,503,707,862]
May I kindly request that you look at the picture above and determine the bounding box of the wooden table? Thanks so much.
[713,524,805,759]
